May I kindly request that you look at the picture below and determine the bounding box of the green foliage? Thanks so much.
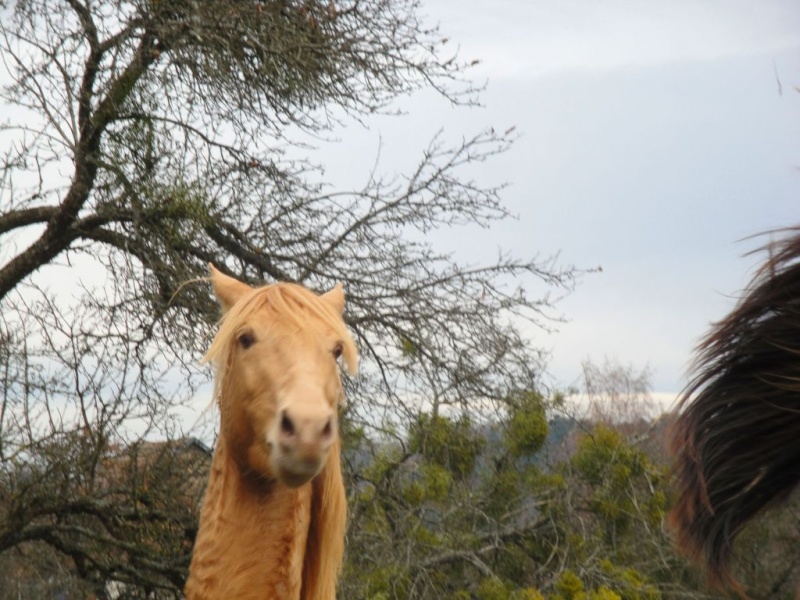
[554,569,585,599]
[363,444,404,483]
[596,560,661,600]
[644,490,667,528]
[483,468,522,519]
[570,426,657,541]
[399,337,419,356]
[492,543,535,584]
[477,577,511,600]
[343,409,796,600]
[347,563,411,600]
[408,413,485,479]
[510,590,546,600]
[506,391,549,458]
[572,426,645,486]
[589,587,622,600]
[341,414,368,450]
[402,463,452,506]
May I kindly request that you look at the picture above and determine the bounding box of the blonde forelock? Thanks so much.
[204,283,358,398]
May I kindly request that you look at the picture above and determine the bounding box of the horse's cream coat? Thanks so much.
[185,266,355,600]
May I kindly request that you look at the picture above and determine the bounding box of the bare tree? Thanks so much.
[580,357,656,427]
[0,0,576,594]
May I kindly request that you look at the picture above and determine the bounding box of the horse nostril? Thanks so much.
[321,417,333,440]
[280,411,295,437]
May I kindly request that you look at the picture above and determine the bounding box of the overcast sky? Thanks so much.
[4,1,798,419]
[308,0,800,401]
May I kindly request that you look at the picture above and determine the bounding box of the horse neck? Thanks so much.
[186,434,313,600]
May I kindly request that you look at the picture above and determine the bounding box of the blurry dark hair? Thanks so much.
[669,227,800,595]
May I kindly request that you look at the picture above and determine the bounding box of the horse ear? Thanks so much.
[208,263,252,313]
[321,283,345,314]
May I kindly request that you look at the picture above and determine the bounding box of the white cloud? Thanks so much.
[426,0,800,78]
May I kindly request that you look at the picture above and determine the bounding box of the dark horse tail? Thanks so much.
[670,227,800,594]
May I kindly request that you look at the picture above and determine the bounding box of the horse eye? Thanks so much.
[332,343,343,359]
[238,331,256,349]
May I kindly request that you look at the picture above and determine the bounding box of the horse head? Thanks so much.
[206,265,357,488]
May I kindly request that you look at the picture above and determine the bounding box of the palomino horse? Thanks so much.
[185,266,357,600]
[670,229,800,595]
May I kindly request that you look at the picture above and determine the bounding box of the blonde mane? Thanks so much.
[187,277,356,599]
